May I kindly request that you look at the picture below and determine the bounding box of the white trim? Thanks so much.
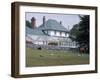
[19,5,95,75]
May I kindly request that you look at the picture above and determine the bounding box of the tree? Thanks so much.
[26,20,32,28]
[69,15,89,53]
[69,24,79,41]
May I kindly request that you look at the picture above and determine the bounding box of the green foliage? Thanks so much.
[69,24,79,41]
[69,15,89,52]
[26,20,32,28]
[48,42,58,46]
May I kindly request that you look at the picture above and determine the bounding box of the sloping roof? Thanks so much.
[26,27,46,36]
[26,19,68,36]
[39,19,67,32]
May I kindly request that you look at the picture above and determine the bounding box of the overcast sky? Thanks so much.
[25,12,82,30]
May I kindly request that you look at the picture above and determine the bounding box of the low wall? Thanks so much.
[26,43,78,51]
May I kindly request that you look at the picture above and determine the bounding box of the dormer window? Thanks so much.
[44,30,48,35]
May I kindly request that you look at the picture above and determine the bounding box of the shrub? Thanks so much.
[48,42,58,46]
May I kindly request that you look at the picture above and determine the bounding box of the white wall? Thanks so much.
[56,31,60,36]
[0,0,100,80]
[48,30,67,37]
[61,32,66,37]
[49,30,55,36]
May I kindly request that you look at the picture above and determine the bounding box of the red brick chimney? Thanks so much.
[31,17,36,29]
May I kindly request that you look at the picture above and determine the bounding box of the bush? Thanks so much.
[48,42,58,46]
[37,47,42,50]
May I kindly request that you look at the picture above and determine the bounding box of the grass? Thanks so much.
[26,48,89,67]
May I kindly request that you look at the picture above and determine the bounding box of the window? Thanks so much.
[54,31,56,35]
[60,32,62,36]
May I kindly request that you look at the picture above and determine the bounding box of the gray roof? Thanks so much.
[26,27,46,36]
[39,19,67,32]
[26,19,68,36]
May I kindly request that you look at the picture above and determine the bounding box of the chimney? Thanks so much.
[31,17,36,29]
[60,21,62,25]
[43,16,46,26]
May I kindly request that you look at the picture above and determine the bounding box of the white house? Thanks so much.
[26,16,77,48]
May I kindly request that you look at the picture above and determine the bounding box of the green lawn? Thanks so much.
[26,48,89,67]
